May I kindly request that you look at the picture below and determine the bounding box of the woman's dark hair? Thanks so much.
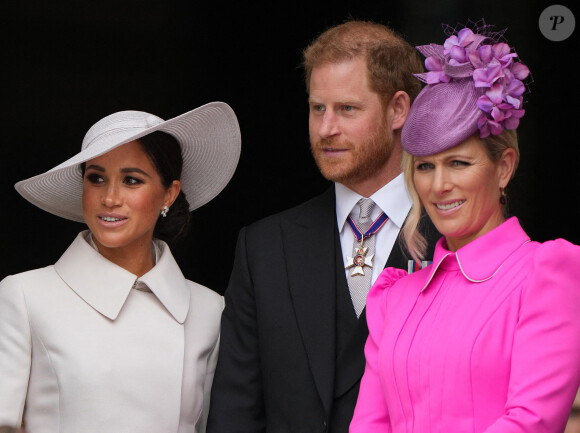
[138,131,190,244]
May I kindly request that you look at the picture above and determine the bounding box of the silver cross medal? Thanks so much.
[345,235,374,276]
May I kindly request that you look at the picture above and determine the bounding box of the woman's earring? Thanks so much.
[499,188,507,205]
[161,205,169,217]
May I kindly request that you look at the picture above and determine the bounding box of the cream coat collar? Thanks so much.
[54,231,190,323]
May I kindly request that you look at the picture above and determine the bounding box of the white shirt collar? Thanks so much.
[335,173,411,230]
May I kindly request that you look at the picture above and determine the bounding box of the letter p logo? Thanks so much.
[550,15,565,30]
[540,5,576,41]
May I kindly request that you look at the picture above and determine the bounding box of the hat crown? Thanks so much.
[82,111,163,151]
[402,80,483,156]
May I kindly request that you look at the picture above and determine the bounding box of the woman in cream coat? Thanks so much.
[0,103,241,433]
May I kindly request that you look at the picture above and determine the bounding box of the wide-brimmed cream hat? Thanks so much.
[15,102,241,222]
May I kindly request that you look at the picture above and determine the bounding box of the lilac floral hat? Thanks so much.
[402,20,531,156]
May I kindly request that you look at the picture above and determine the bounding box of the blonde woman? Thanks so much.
[351,22,580,432]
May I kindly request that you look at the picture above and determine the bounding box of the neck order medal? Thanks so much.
[345,236,374,276]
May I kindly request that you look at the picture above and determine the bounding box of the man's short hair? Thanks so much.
[303,20,424,105]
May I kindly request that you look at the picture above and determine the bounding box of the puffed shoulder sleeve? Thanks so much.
[350,267,407,433]
[485,239,580,433]
[0,275,31,427]
[366,268,408,338]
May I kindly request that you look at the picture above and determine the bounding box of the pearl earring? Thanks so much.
[160,205,169,217]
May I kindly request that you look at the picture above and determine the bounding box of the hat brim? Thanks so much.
[15,102,241,222]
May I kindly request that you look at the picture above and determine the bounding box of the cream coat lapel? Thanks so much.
[54,231,190,322]
[140,242,190,323]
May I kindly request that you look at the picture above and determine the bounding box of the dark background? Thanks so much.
[2,1,578,294]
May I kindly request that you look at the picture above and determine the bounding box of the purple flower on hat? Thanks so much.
[444,28,475,53]
[492,43,518,67]
[473,59,504,88]
[444,28,475,65]
[424,56,451,84]
[503,108,525,129]
[420,22,531,139]
[448,46,470,65]
[511,62,530,81]
[478,102,526,138]
[477,82,526,138]
[477,84,505,115]
[469,45,505,87]
[477,116,504,138]
[502,70,526,108]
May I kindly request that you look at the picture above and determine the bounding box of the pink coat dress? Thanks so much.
[350,217,580,432]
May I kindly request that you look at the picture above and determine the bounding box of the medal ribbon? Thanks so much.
[347,212,389,242]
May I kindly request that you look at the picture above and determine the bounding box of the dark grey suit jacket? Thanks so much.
[207,187,439,433]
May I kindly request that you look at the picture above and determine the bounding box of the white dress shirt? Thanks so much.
[335,173,411,285]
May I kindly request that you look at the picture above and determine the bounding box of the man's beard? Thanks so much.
[310,121,394,187]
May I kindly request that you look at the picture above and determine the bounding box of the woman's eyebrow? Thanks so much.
[85,164,105,172]
[120,167,152,178]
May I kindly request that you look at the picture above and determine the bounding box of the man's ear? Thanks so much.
[387,90,411,131]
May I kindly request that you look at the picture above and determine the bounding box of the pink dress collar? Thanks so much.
[419,217,531,292]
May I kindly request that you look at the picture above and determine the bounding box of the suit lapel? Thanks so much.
[384,231,409,269]
[282,188,337,414]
